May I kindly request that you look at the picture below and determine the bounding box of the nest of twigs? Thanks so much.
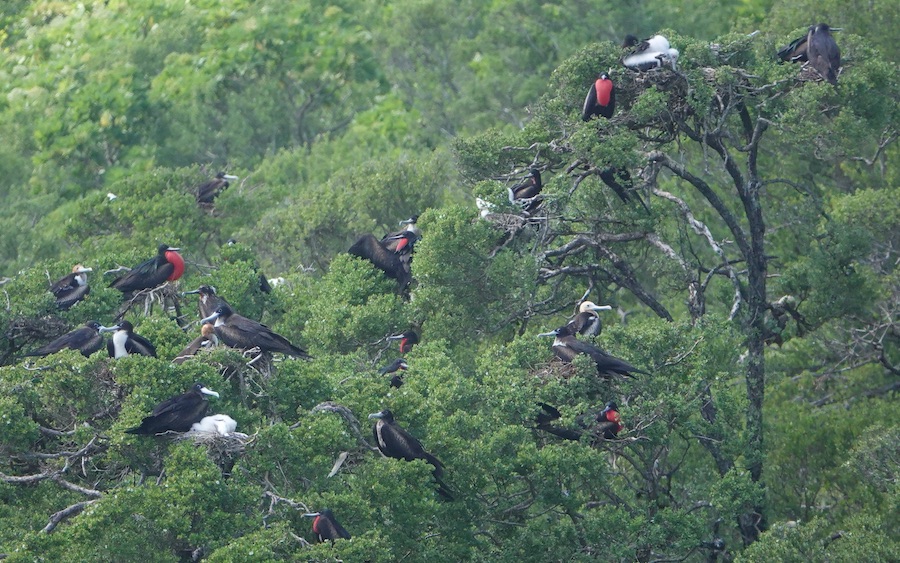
[177,431,252,474]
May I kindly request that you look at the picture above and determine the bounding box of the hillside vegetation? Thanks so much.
[0,0,897,561]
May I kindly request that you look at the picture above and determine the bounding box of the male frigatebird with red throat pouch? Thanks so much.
[110,244,184,295]
[582,72,616,121]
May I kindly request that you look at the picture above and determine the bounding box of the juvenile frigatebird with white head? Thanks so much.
[26,321,110,358]
[109,244,185,296]
[50,264,92,310]
[623,34,680,71]
[126,383,220,435]
[201,303,313,359]
[567,300,613,337]
[103,320,157,358]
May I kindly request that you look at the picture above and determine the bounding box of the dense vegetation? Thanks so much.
[1,0,897,561]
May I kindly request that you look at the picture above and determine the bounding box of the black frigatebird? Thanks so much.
[368,409,453,500]
[387,330,419,354]
[196,172,239,204]
[623,34,679,71]
[507,167,544,214]
[538,324,646,377]
[50,264,92,310]
[379,358,408,388]
[104,320,157,358]
[200,304,312,359]
[302,509,351,543]
[183,285,226,319]
[534,401,623,441]
[567,301,613,337]
[807,23,841,85]
[126,382,220,435]
[582,72,616,121]
[172,323,217,364]
[598,167,649,212]
[109,244,185,295]
[382,215,421,254]
[349,233,414,290]
[25,321,109,358]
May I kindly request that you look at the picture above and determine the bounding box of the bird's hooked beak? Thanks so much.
[76,266,93,273]
[537,330,559,338]
[386,334,404,341]
[99,325,121,333]
[223,174,239,180]
[368,412,385,420]
[199,386,220,398]
[589,304,613,312]
[182,288,201,295]
[399,217,415,225]
[302,512,320,518]
[166,246,181,252]
[200,311,221,324]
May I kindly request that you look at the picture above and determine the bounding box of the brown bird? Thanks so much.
[172,323,218,364]
[538,323,646,377]
[807,23,841,85]
[25,321,109,358]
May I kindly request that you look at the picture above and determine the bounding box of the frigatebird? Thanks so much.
[183,285,226,319]
[379,358,408,388]
[126,383,220,435]
[25,321,109,358]
[582,72,616,121]
[567,301,613,337]
[349,228,415,290]
[538,324,646,377]
[507,168,544,214]
[109,244,185,295]
[200,304,312,359]
[534,401,623,441]
[50,264,92,310]
[383,216,421,254]
[369,409,453,500]
[190,414,237,436]
[387,330,419,354]
[807,23,841,85]
[104,320,157,358]
[303,509,351,543]
[172,323,217,364]
[196,172,238,204]
[623,34,679,71]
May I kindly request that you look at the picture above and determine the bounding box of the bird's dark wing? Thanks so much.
[552,343,581,363]
[110,256,173,291]
[582,83,598,121]
[27,327,91,356]
[50,273,77,296]
[777,35,808,62]
[172,335,208,364]
[349,235,404,276]
[566,339,646,376]
[220,314,312,359]
[511,177,541,200]
[55,284,90,310]
[196,179,226,203]
[126,333,157,357]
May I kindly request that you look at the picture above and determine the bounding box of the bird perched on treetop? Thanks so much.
[126,383,220,435]
[196,171,238,205]
[109,244,185,296]
[806,23,841,85]
[622,34,679,71]
[582,72,616,121]
[25,321,109,358]
[50,264,92,310]
[507,167,544,215]
[303,509,351,543]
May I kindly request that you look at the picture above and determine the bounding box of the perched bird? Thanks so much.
[807,23,841,85]
[368,409,453,500]
[200,303,312,359]
[196,171,239,204]
[379,358,408,388]
[349,232,414,290]
[567,301,613,337]
[109,244,185,295]
[50,264,92,310]
[598,167,649,211]
[507,167,544,214]
[190,414,237,436]
[387,330,419,354]
[183,285,227,319]
[172,323,218,364]
[104,320,157,358]
[534,401,623,441]
[623,34,679,71]
[303,509,351,543]
[25,321,109,358]
[582,72,616,121]
[777,31,809,63]
[382,215,421,254]
[126,383,220,435]
[538,324,646,377]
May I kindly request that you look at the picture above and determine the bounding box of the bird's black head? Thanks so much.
[215,171,227,179]
[191,382,220,397]
[605,401,618,411]
[815,23,832,33]
[199,285,217,296]
[157,243,170,254]
[622,34,639,48]
[599,72,610,80]
[86,320,103,331]
[215,304,234,316]
[117,320,135,332]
